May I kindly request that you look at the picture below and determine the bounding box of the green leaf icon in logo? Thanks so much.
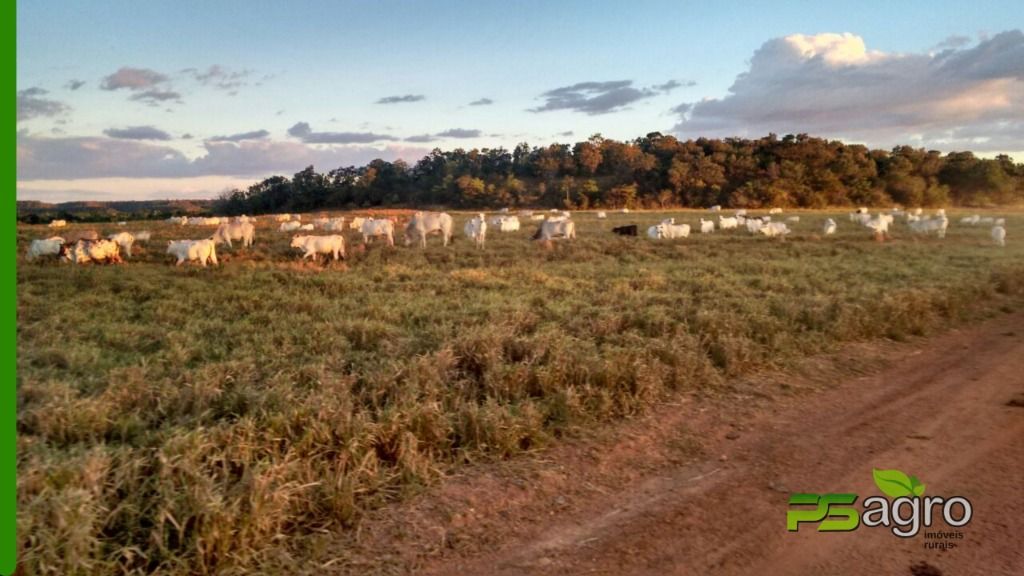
[872,468,924,498]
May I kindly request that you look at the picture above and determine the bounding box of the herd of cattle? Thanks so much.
[25,206,1009,266]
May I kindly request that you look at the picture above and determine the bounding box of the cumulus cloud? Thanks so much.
[65,79,86,90]
[207,129,270,142]
[103,126,172,140]
[287,121,398,143]
[100,67,169,90]
[436,128,481,138]
[17,133,432,181]
[672,30,1024,151]
[532,79,680,115]
[469,98,494,106]
[933,35,972,51]
[376,94,425,104]
[17,88,70,121]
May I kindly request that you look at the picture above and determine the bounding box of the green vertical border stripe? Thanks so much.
[3,0,16,572]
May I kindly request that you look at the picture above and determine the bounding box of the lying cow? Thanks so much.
[48,219,67,228]
[212,221,255,248]
[167,239,218,267]
[291,234,345,262]
[64,239,122,264]
[107,232,136,258]
[405,212,453,247]
[533,219,576,241]
[280,221,302,232]
[612,224,638,236]
[27,237,65,260]
[361,218,395,246]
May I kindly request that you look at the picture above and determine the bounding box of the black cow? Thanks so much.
[612,224,638,236]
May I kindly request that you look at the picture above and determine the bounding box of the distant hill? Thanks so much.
[16,199,215,223]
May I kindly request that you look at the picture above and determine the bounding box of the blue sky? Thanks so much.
[16,1,1024,201]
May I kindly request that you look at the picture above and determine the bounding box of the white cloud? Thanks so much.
[673,30,1024,151]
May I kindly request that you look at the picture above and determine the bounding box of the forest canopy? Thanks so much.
[208,133,1021,214]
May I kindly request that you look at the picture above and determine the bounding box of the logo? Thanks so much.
[787,469,972,546]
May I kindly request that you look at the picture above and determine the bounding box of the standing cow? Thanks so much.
[405,212,453,247]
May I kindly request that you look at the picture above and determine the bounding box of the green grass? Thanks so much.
[16,209,1024,574]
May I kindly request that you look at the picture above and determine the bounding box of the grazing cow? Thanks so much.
[823,218,837,235]
[908,216,949,238]
[166,239,218,266]
[48,219,67,228]
[65,239,122,264]
[992,225,1006,247]
[61,230,100,244]
[746,219,765,234]
[759,222,790,238]
[212,221,255,248]
[361,218,395,246]
[405,212,454,247]
[650,223,690,239]
[863,214,891,241]
[699,218,715,234]
[134,231,152,242]
[464,214,488,249]
[596,211,607,219]
[291,234,345,261]
[27,237,65,260]
[107,232,136,258]
[533,219,576,241]
[349,216,367,230]
[719,216,739,230]
[280,221,302,232]
[613,224,639,236]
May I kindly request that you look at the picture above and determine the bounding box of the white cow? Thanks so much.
[908,216,949,238]
[651,223,690,239]
[823,218,837,236]
[349,216,367,230]
[291,235,345,261]
[490,215,520,232]
[280,221,302,232]
[166,239,218,267]
[274,214,293,222]
[533,219,576,241]
[65,239,122,264]
[48,219,67,228]
[735,209,748,217]
[708,205,722,212]
[768,207,783,214]
[117,221,127,227]
[464,214,488,249]
[785,216,800,223]
[187,217,206,226]
[107,232,136,258]
[699,218,715,234]
[298,223,315,231]
[27,237,65,260]
[596,211,607,219]
[960,215,981,226]
[134,231,152,242]
[759,222,790,237]
[361,218,395,246]
[405,212,453,247]
[746,219,765,234]
[167,216,188,225]
[323,218,347,232]
[992,225,1006,247]
[212,221,255,248]
[719,216,739,230]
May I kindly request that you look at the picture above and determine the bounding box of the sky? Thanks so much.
[16,0,1024,202]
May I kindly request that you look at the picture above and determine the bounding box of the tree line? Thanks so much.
[215,133,1022,215]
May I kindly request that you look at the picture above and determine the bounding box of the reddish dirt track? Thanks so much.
[329,311,1024,576]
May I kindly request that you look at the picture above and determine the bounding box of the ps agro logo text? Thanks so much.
[787,469,972,544]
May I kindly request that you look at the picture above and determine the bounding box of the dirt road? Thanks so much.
[333,311,1024,576]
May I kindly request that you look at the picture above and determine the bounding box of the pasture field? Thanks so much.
[15,209,1024,575]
